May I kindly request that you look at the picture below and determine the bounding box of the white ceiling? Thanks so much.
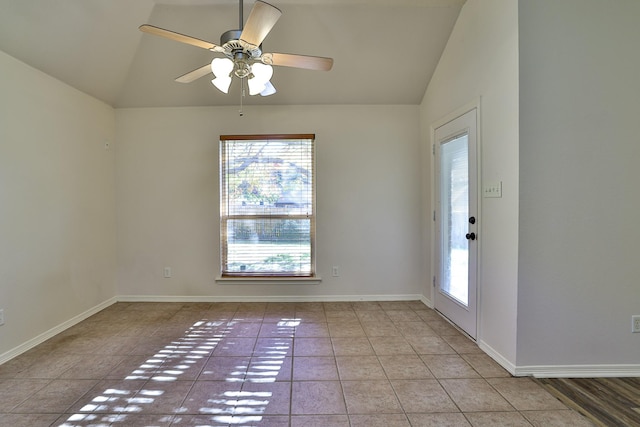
[0,0,465,108]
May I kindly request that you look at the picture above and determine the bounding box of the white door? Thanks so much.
[434,108,478,339]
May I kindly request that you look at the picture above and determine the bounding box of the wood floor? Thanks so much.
[536,377,640,426]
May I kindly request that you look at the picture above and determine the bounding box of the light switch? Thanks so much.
[483,182,502,198]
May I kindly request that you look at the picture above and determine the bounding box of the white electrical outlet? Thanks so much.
[163,267,172,278]
[0,309,4,326]
[332,266,340,277]
[632,315,640,333]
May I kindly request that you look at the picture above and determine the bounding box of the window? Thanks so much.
[220,134,315,277]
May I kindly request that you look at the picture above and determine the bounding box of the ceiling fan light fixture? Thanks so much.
[233,59,251,79]
[248,63,273,95]
[260,80,276,97]
[210,57,234,93]
[211,76,232,93]
[252,62,273,82]
[211,58,233,77]
[247,77,266,96]
[140,0,333,100]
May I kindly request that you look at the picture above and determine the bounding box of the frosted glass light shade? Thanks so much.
[247,78,265,95]
[260,81,276,96]
[210,58,234,93]
[248,63,273,95]
[211,58,233,77]
[252,63,273,82]
[212,77,232,93]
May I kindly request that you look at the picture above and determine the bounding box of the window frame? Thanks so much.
[218,134,317,281]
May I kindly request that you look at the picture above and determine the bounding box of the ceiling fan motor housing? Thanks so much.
[220,29,262,59]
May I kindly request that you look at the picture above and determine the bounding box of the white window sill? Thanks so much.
[215,276,322,285]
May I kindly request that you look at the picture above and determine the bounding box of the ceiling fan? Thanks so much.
[139,0,333,97]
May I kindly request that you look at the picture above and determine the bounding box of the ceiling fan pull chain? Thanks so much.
[239,78,244,116]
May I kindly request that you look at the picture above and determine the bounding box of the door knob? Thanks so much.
[465,232,476,240]
[469,216,476,224]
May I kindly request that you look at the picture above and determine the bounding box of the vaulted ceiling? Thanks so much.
[0,0,465,108]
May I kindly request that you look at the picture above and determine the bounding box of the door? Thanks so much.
[434,108,478,339]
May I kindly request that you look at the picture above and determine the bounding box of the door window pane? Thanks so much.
[440,133,469,305]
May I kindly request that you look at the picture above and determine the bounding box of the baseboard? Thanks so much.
[474,342,640,378]
[0,296,117,365]
[477,339,518,376]
[420,295,433,308]
[116,294,425,303]
[515,364,640,378]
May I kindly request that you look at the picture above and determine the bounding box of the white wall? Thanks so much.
[3,0,638,376]
[0,51,117,359]
[115,105,423,300]
[420,0,520,368]
[517,0,640,371]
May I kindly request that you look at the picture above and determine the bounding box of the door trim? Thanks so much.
[430,98,482,340]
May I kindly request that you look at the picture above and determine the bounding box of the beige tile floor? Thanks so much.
[0,301,594,426]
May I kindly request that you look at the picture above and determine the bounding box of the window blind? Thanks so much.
[220,134,315,277]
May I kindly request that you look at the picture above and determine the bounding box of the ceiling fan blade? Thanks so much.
[139,24,222,52]
[240,1,282,48]
[263,53,333,71]
[175,64,212,83]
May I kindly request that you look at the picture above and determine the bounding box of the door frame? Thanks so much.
[430,99,482,340]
